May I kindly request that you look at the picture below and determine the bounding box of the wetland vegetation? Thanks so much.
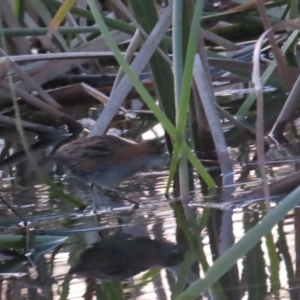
[1,0,300,299]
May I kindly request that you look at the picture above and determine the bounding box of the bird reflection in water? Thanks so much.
[69,233,184,280]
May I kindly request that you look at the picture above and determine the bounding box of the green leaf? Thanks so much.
[176,186,300,300]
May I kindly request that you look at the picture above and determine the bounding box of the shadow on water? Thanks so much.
[0,87,300,300]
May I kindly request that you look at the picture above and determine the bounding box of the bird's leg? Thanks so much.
[104,188,140,209]
[90,184,139,212]
[90,183,97,214]
[90,183,108,213]
[118,194,140,209]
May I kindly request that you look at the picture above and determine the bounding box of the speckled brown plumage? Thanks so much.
[53,135,163,188]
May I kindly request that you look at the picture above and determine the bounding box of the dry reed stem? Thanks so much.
[89,5,173,136]
[252,20,300,210]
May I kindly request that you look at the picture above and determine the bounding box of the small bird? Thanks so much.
[69,233,184,280]
[52,135,164,208]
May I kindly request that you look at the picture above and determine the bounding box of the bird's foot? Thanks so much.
[104,189,140,209]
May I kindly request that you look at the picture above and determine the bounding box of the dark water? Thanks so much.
[0,133,300,300]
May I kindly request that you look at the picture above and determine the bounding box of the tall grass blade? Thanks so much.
[87,0,215,187]
[176,186,300,299]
